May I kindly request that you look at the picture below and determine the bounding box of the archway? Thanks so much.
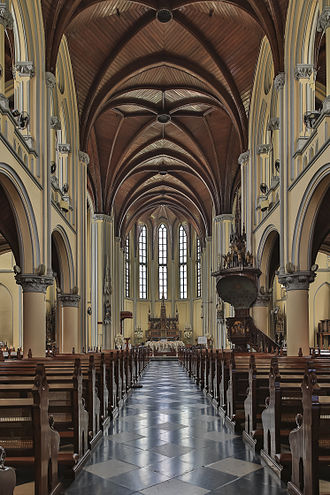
[50,228,77,353]
[0,167,41,354]
[285,169,330,355]
[254,228,280,337]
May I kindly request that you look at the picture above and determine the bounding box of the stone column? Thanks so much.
[45,72,56,271]
[58,294,81,353]
[267,118,280,187]
[278,271,316,356]
[213,214,234,347]
[274,73,286,273]
[318,7,330,112]
[252,290,272,336]
[16,274,53,357]
[13,62,35,148]
[0,4,12,98]
[238,151,250,241]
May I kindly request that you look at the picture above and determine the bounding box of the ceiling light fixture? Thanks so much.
[156,9,173,23]
[157,113,171,124]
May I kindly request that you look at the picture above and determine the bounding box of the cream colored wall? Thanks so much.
[309,252,330,346]
[0,252,22,347]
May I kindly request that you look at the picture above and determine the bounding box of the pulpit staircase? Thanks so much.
[226,316,280,352]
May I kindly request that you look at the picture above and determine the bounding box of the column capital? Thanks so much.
[267,117,279,131]
[257,143,272,155]
[274,72,285,91]
[93,213,112,222]
[317,7,330,32]
[50,116,61,130]
[278,270,316,291]
[57,143,71,154]
[294,64,315,80]
[79,151,90,165]
[15,274,54,293]
[58,293,81,307]
[254,288,272,306]
[0,4,13,29]
[214,213,234,223]
[13,61,34,79]
[238,150,250,165]
[45,72,56,89]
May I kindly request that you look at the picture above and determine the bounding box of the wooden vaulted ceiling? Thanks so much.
[42,0,288,238]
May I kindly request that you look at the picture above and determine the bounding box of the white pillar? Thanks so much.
[58,294,81,353]
[278,271,316,356]
[16,275,53,357]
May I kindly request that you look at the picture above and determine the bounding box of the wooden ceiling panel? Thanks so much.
[44,0,289,234]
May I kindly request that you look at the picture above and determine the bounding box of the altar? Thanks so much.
[145,299,181,341]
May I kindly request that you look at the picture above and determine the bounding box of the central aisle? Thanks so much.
[64,361,287,494]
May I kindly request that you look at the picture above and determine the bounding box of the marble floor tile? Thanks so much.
[178,466,237,490]
[140,478,210,495]
[85,458,138,479]
[64,361,288,494]
[110,467,171,491]
[207,457,263,476]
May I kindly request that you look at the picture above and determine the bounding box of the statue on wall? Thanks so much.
[103,261,112,324]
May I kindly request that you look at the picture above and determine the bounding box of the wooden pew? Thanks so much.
[226,352,277,433]
[260,356,330,481]
[243,353,275,449]
[52,352,109,431]
[0,359,90,478]
[288,370,330,495]
[0,364,61,494]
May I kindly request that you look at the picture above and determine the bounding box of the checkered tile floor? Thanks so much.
[63,361,287,494]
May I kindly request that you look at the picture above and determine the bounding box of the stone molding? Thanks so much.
[45,72,56,89]
[238,150,250,165]
[278,270,316,291]
[267,117,279,131]
[0,93,9,111]
[57,143,71,154]
[257,143,272,155]
[15,274,54,293]
[13,62,34,79]
[317,7,330,32]
[322,96,330,115]
[50,116,61,130]
[274,72,285,91]
[58,294,81,308]
[79,151,90,165]
[294,64,315,80]
[0,4,13,29]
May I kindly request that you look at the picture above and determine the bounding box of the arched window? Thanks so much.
[139,226,147,299]
[124,236,130,298]
[158,224,167,299]
[179,225,187,298]
[196,238,201,297]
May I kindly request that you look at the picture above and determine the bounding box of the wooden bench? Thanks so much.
[0,364,61,494]
[0,359,90,479]
[226,353,257,432]
[260,356,330,481]
[243,353,275,449]
[288,370,330,495]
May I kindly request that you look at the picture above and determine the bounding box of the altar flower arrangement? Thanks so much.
[184,327,192,340]
[114,334,125,349]
[134,328,143,339]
